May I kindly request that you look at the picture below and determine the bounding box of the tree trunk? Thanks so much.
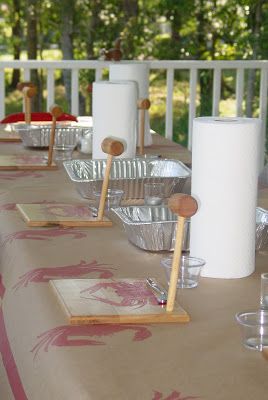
[122,0,139,58]
[26,0,41,111]
[123,0,138,17]
[59,0,75,113]
[10,0,22,89]
[86,1,102,60]
[195,0,212,116]
[246,0,263,117]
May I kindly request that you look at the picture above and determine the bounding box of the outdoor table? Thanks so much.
[0,127,268,400]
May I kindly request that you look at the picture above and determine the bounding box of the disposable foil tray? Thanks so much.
[63,158,191,200]
[112,205,190,251]
[256,207,268,250]
[15,124,84,148]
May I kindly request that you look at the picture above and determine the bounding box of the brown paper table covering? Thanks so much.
[0,133,268,400]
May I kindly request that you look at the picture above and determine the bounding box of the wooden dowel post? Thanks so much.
[166,194,198,312]
[22,86,37,125]
[47,104,63,166]
[97,154,113,220]
[97,137,124,221]
[25,96,31,124]
[137,98,150,156]
[166,216,185,312]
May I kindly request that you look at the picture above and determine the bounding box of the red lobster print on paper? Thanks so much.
[0,275,28,399]
[12,154,45,164]
[80,280,159,309]
[41,204,92,218]
[152,390,199,400]
[31,324,152,359]
[13,260,114,291]
[0,274,5,300]
[1,226,87,246]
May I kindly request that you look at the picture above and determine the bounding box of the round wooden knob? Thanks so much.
[17,81,35,91]
[137,98,151,110]
[49,104,63,118]
[168,193,198,217]
[101,137,124,156]
[22,86,37,98]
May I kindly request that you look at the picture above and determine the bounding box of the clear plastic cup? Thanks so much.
[93,189,124,211]
[161,255,205,289]
[260,273,268,310]
[144,182,165,206]
[53,126,82,161]
[236,311,268,351]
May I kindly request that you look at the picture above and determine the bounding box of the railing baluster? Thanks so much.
[165,68,174,140]
[95,67,103,81]
[23,68,30,81]
[188,68,197,150]
[0,60,267,149]
[236,68,244,117]
[47,69,55,110]
[71,69,79,116]
[0,69,5,119]
[259,67,268,168]
[22,69,31,112]
[212,68,221,116]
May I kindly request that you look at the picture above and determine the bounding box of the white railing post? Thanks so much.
[71,69,79,116]
[0,60,268,150]
[0,69,5,119]
[23,68,30,82]
[165,68,174,140]
[259,67,268,168]
[212,68,221,116]
[22,69,31,112]
[95,67,103,81]
[236,68,244,117]
[46,69,55,110]
[188,68,197,149]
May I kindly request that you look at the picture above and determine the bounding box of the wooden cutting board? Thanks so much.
[0,155,57,170]
[16,203,113,227]
[49,278,190,324]
[0,131,21,142]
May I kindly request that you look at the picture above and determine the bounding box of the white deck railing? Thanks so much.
[0,59,267,150]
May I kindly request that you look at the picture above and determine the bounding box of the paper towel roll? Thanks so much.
[92,81,138,159]
[109,62,152,146]
[190,117,261,279]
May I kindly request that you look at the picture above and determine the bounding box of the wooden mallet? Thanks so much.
[97,137,124,221]
[21,85,37,124]
[17,81,35,91]
[47,104,63,166]
[137,98,150,155]
[166,194,198,312]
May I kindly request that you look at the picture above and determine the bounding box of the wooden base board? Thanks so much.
[0,133,21,142]
[0,155,57,170]
[50,278,190,325]
[263,348,268,361]
[16,203,113,227]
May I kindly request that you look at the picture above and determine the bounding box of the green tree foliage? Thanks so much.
[1,0,268,144]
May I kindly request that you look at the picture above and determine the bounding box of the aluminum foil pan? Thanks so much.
[112,205,190,251]
[256,207,268,250]
[63,158,191,200]
[15,124,84,147]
